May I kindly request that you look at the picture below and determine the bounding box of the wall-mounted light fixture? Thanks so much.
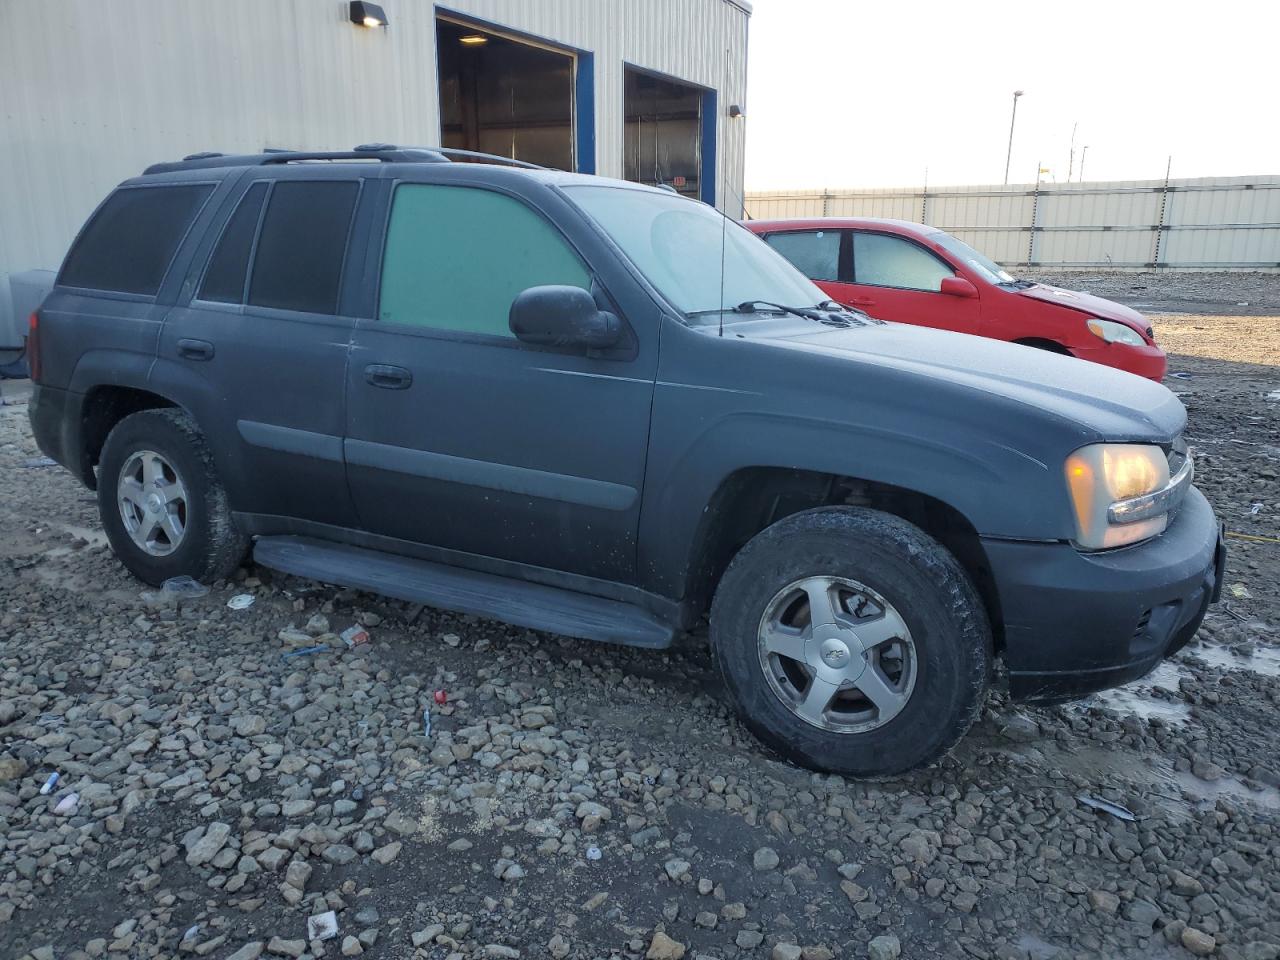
[458,34,489,45]
[349,1,388,28]
[728,104,744,119]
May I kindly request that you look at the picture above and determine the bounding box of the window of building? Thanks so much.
[247,182,359,315]
[379,184,590,337]
[60,184,214,295]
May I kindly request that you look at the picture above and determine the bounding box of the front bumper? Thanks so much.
[1070,341,1168,382]
[984,486,1223,701]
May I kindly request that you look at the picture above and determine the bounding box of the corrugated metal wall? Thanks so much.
[746,176,1280,271]
[0,0,749,343]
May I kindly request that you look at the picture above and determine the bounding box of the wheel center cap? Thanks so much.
[145,493,165,513]
[819,637,851,667]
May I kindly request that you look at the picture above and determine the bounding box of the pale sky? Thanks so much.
[742,0,1280,191]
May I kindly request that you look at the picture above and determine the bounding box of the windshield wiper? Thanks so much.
[685,300,817,320]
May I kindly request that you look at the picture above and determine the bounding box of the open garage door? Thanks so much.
[436,17,580,171]
[625,67,711,203]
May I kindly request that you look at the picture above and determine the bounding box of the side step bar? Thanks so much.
[253,535,675,649]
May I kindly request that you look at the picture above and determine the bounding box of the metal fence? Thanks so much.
[744,175,1280,271]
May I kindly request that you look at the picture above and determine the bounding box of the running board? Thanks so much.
[253,535,675,649]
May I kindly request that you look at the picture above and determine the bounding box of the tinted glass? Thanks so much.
[60,184,213,295]
[199,182,268,303]
[248,181,358,314]
[853,233,952,292]
[379,185,590,337]
[765,231,841,282]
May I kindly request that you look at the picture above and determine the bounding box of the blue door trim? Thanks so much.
[700,88,718,208]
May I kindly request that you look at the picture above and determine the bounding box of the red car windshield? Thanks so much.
[931,232,1018,285]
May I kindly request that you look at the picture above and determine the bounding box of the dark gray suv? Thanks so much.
[28,146,1224,776]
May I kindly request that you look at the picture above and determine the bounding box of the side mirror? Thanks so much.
[940,276,979,298]
[509,285,622,351]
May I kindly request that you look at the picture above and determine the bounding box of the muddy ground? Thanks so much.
[2,273,1279,960]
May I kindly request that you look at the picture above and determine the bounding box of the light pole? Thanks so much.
[1003,90,1024,186]
[1079,145,1089,182]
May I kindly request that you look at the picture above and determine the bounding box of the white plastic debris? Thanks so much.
[161,575,209,599]
[182,924,200,943]
[54,792,79,815]
[1076,793,1137,821]
[227,594,256,610]
[307,909,339,941]
[40,771,59,795]
[585,845,602,861]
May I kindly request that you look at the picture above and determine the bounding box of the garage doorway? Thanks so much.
[436,16,586,172]
[624,67,714,204]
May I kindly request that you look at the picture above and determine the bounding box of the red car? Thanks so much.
[745,217,1167,381]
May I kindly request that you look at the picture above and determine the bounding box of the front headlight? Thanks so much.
[1086,317,1145,347]
[1065,443,1190,549]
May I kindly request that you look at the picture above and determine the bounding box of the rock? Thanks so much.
[0,755,28,782]
[284,860,312,891]
[753,847,780,871]
[646,932,686,960]
[773,946,803,960]
[1192,758,1225,782]
[664,859,691,882]
[225,944,264,960]
[341,935,363,956]
[1087,889,1119,914]
[1180,928,1216,956]
[868,935,902,960]
[384,810,418,836]
[736,931,765,949]
[371,841,402,864]
[266,937,306,957]
[306,613,331,635]
[1125,899,1161,927]
[486,947,520,959]
[231,715,267,737]
[1171,870,1205,896]
[899,832,935,864]
[185,822,233,867]
[547,934,571,959]
[412,926,445,947]
[694,911,717,929]
[322,843,358,865]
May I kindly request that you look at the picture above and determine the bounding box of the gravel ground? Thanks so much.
[2,274,1279,960]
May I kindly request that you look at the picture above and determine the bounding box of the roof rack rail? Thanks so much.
[144,144,548,175]
[356,143,546,170]
[143,147,450,175]
[435,148,546,170]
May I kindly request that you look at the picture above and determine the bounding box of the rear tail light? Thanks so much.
[26,311,41,382]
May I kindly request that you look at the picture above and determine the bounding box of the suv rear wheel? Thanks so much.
[710,506,990,777]
[97,408,248,586]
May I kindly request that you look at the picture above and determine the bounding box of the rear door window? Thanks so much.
[763,230,842,282]
[853,232,952,292]
[378,184,590,338]
[198,182,269,304]
[60,184,214,295]
[247,181,359,315]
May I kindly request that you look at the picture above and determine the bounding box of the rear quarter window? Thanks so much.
[59,184,214,295]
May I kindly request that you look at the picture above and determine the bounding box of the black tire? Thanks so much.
[97,408,249,586]
[710,506,991,777]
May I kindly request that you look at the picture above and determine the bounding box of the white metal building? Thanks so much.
[0,0,752,347]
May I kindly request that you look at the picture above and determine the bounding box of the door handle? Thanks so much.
[364,364,412,390]
[177,338,214,361]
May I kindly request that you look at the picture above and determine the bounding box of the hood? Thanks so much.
[1017,283,1152,334]
[750,317,1184,442]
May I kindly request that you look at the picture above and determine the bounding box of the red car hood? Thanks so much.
[1017,283,1151,333]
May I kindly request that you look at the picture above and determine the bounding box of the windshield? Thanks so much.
[931,232,1017,285]
[564,185,826,321]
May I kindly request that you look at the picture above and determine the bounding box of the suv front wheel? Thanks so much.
[710,506,991,777]
[97,408,249,586]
